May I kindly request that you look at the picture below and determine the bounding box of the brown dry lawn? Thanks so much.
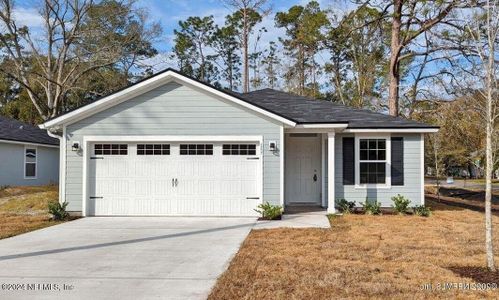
[0,185,64,239]
[209,200,499,299]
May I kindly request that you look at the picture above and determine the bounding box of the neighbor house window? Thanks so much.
[24,147,37,178]
[137,144,170,155]
[222,144,257,155]
[359,139,386,184]
[180,144,213,155]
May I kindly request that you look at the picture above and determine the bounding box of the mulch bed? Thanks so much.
[448,266,499,284]
[425,194,499,214]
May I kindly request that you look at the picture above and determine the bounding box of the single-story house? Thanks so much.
[40,69,438,216]
[0,116,59,186]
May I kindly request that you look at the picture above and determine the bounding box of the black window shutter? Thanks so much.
[343,137,355,185]
[391,137,404,186]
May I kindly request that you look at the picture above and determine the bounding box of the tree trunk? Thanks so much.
[484,0,496,271]
[242,9,249,93]
[388,0,402,116]
[485,106,496,271]
[485,40,496,271]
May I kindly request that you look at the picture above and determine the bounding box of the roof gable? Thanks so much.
[40,68,437,131]
[40,69,296,129]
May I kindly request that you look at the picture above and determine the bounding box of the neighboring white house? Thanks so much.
[40,69,438,217]
[0,116,59,186]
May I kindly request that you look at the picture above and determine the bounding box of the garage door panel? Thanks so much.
[88,142,261,216]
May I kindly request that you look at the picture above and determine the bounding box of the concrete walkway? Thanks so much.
[0,217,256,300]
[254,210,331,229]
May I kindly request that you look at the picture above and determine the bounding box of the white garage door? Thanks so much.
[88,142,261,216]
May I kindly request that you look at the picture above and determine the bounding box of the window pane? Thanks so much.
[368,150,377,160]
[25,149,36,163]
[377,174,386,184]
[378,140,386,150]
[222,144,257,155]
[360,140,368,150]
[368,140,377,149]
[360,150,368,160]
[25,163,36,177]
[359,162,386,184]
[378,150,386,160]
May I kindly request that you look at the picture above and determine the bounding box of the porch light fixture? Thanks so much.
[71,141,80,151]
[269,141,277,152]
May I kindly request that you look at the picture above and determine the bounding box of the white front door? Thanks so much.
[88,142,261,216]
[285,134,321,204]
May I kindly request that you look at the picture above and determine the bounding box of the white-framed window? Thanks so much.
[179,144,213,155]
[355,135,391,188]
[222,144,257,155]
[24,146,37,179]
[94,144,128,155]
[137,144,170,155]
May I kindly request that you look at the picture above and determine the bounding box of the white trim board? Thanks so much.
[294,123,348,129]
[0,139,59,148]
[420,133,425,205]
[40,70,296,129]
[344,128,438,133]
[79,135,264,142]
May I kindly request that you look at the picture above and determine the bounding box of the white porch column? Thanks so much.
[327,132,336,214]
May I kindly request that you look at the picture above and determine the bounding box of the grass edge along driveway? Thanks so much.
[209,199,499,299]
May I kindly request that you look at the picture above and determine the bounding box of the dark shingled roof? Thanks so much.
[0,116,59,146]
[45,68,436,129]
[240,88,436,128]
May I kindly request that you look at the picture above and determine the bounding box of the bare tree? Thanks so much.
[455,0,499,271]
[469,0,499,272]
[354,0,473,116]
[0,0,152,120]
[223,0,269,93]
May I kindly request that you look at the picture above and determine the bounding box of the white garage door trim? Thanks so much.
[81,135,263,216]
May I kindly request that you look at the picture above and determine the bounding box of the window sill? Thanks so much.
[354,184,391,189]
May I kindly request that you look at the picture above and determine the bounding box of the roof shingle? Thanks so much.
[241,88,435,128]
[0,116,59,146]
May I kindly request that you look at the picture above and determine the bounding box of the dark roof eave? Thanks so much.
[345,125,440,129]
[0,137,59,146]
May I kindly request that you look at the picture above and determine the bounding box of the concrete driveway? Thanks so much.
[0,217,256,300]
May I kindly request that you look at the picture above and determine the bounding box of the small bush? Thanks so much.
[391,194,411,215]
[254,202,283,220]
[362,198,382,215]
[48,201,69,220]
[337,199,356,214]
[413,205,431,217]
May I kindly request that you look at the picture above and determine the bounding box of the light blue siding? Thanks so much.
[331,133,423,207]
[64,82,282,212]
[0,142,59,186]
